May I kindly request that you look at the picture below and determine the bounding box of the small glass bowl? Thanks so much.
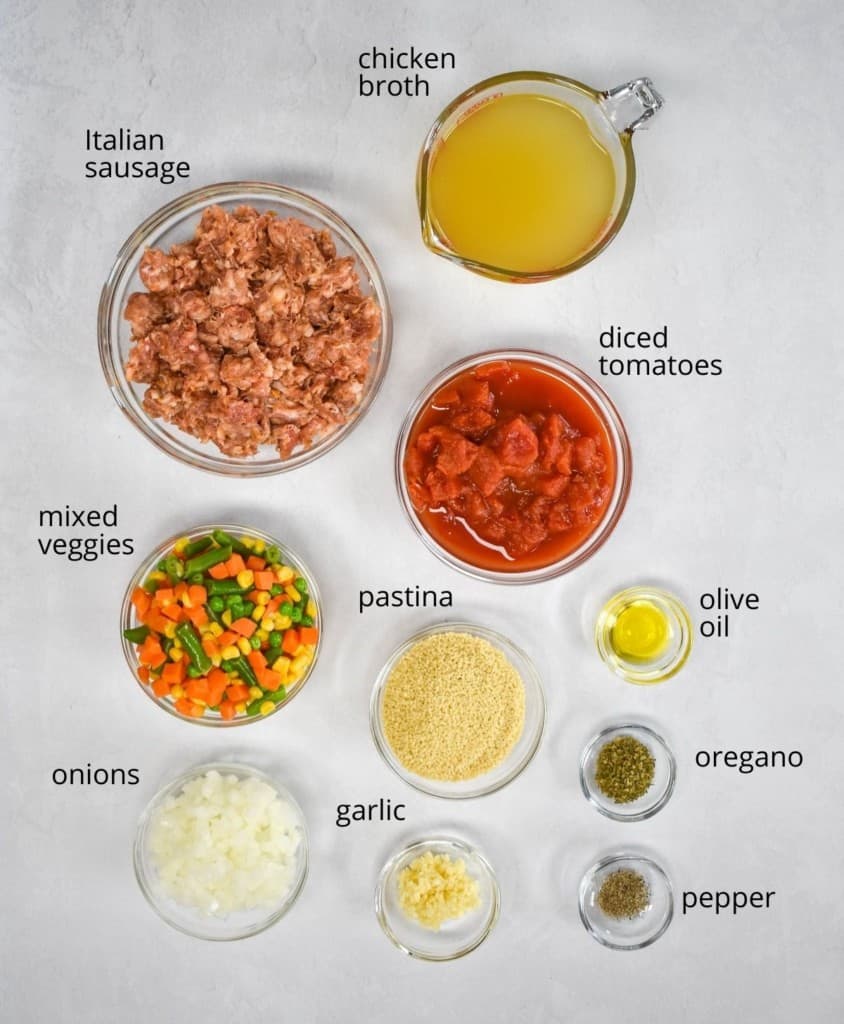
[99,181,392,476]
[121,523,322,726]
[579,853,673,951]
[580,723,676,821]
[134,762,308,941]
[395,350,632,584]
[595,586,693,684]
[370,621,545,798]
[375,836,500,960]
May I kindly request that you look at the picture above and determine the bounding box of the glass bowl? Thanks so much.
[99,181,392,476]
[595,586,693,684]
[370,621,545,798]
[375,836,500,960]
[579,853,673,951]
[395,349,632,584]
[134,762,308,941]
[121,523,322,726]
[580,723,676,822]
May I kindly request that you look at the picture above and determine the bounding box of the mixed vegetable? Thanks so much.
[125,529,319,721]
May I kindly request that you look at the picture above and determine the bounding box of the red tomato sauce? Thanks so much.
[404,360,616,572]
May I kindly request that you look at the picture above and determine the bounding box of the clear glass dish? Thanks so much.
[370,621,545,798]
[395,350,632,583]
[579,852,673,951]
[375,836,500,960]
[580,723,676,822]
[134,762,308,941]
[120,523,322,726]
[99,181,392,476]
[417,72,664,282]
[595,585,693,684]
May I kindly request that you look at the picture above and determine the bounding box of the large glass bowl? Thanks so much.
[370,621,545,798]
[395,349,632,583]
[134,762,308,941]
[120,523,322,727]
[99,181,392,476]
[375,836,500,960]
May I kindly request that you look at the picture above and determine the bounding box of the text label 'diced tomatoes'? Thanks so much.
[404,360,617,572]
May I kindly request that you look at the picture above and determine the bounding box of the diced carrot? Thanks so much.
[246,555,266,571]
[187,702,205,718]
[226,553,246,576]
[131,587,151,618]
[247,650,267,672]
[146,610,170,633]
[186,605,208,628]
[257,668,282,690]
[231,617,257,638]
[137,665,151,684]
[282,629,300,655]
[206,677,227,707]
[219,700,236,721]
[154,588,175,606]
[266,596,283,614]
[226,684,250,703]
[174,697,194,717]
[217,630,237,647]
[207,668,228,689]
[254,570,275,590]
[208,562,230,580]
[185,677,209,702]
[161,661,186,685]
[201,635,219,658]
[188,584,207,605]
[299,626,319,645]
[151,678,170,698]
[246,590,261,604]
[160,602,183,623]
[139,637,166,669]
[174,582,188,600]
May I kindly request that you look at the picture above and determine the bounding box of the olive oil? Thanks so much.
[610,601,670,662]
[427,93,616,274]
[595,587,693,685]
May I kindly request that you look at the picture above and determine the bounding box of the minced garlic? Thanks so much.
[397,851,480,930]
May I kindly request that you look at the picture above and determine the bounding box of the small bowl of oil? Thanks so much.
[595,586,692,685]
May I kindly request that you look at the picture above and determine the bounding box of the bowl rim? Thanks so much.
[369,619,546,798]
[579,722,677,822]
[133,760,309,941]
[394,348,632,583]
[120,522,323,727]
[374,835,500,961]
[98,180,392,477]
[578,851,674,951]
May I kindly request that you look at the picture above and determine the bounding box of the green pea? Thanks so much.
[294,577,308,593]
[225,594,242,610]
[242,601,255,617]
[270,584,283,596]
[290,606,302,624]
[157,560,167,572]
[209,596,225,613]
[249,635,262,650]
[269,631,282,649]
[266,546,281,563]
[187,665,202,678]
[280,601,293,616]
[301,614,314,628]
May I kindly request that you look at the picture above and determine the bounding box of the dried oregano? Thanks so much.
[594,735,655,803]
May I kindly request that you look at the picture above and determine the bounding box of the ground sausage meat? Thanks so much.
[124,205,381,458]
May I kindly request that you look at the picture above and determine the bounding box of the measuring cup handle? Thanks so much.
[601,78,664,133]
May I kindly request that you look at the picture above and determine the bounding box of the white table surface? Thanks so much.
[3,0,843,1021]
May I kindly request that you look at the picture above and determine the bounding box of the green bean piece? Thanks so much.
[245,699,263,716]
[268,631,282,649]
[221,658,239,673]
[157,560,167,572]
[232,655,259,690]
[208,579,249,596]
[175,622,212,674]
[290,606,302,624]
[208,595,225,613]
[211,529,252,558]
[294,576,308,594]
[183,536,213,558]
[267,686,287,703]
[184,544,231,577]
[186,665,202,679]
[266,545,281,564]
[164,555,184,582]
[280,601,294,617]
[142,576,160,593]
[123,625,150,644]
[161,636,174,654]
[205,603,225,627]
[189,572,204,585]
[270,583,283,596]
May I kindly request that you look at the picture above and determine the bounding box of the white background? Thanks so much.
[3,0,843,1021]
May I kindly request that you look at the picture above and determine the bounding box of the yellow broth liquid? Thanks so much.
[427,93,617,274]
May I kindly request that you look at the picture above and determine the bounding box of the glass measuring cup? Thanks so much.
[417,72,664,282]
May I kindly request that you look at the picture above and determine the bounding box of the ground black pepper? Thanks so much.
[597,869,650,919]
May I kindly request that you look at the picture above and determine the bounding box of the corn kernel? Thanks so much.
[235,701,247,714]
[255,629,269,643]
[276,615,292,631]
[210,654,222,668]
[167,648,181,662]
[237,637,251,656]
[260,616,274,632]
[271,656,291,675]
[306,599,317,618]
[239,535,255,550]
[276,566,294,583]
[249,686,263,701]
[172,638,182,649]
[222,645,239,660]
[252,538,266,554]
[181,593,193,609]
[190,697,206,707]
[291,654,310,675]
[149,570,167,583]
[171,684,185,699]
[222,610,233,627]
[251,605,263,622]
[285,584,300,602]
[237,569,254,589]
[256,592,270,606]
[173,537,190,554]
[209,622,223,637]
[163,622,177,639]
[260,701,274,716]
